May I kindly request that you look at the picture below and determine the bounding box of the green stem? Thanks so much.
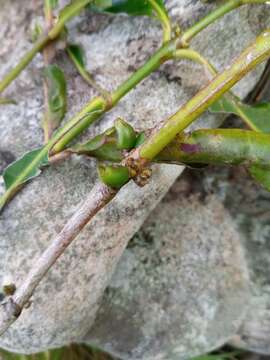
[66,46,111,100]
[179,0,267,47]
[48,0,91,39]
[139,29,270,160]
[0,36,48,94]
[0,0,92,95]
[1,1,269,210]
[148,0,172,43]
[174,49,260,131]
[156,128,270,167]
[174,49,216,76]
[52,40,177,153]
[52,0,270,153]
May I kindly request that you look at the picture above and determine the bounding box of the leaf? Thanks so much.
[67,44,85,69]
[0,146,50,211]
[43,64,67,136]
[210,94,270,191]
[89,0,166,16]
[249,165,270,192]
[210,94,270,133]
[3,147,49,190]
[70,127,123,162]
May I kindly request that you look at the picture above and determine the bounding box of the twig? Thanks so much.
[0,0,92,94]
[43,0,57,142]
[0,182,117,335]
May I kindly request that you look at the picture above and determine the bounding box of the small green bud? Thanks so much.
[71,128,123,162]
[115,118,137,150]
[135,132,146,147]
[98,164,130,189]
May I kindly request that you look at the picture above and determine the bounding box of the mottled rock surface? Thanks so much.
[85,186,249,360]
[0,0,269,355]
[195,166,270,355]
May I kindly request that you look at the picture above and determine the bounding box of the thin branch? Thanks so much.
[43,0,57,143]
[0,0,92,94]
[138,29,270,161]
[0,182,117,335]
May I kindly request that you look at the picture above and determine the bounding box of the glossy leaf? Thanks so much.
[210,94,270,191]
[71,127,123,162]
[135,131,146,147]
[67,43,85,69]
[89,0,166,16]
[210,94,270,133]
[43,64,67,135]
[114,117,137,149]
[3,147,49,190]
[156,129,270,167]
[71,120,138,161]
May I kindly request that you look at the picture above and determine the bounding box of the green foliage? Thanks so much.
[249,164,270,191]
[71,127,123,162]
[89,0,166,16]
[114,117,137,149]
[98,164,130,188]
[210,94,270,133]
[71,118,137,160]
[67,44,85,69]
[210,94,270,191]
[43,64,67,133]
[3,148,49,191]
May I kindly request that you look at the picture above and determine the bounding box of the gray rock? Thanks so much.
[198,167,270,355]
[85,189,250,360]
[0,0,268,355]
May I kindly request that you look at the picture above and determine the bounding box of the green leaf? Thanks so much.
[114,117,137,149]
[71,127,123,162]
[3,147,49,190]
[43,64,67,136]
[210,95,270,133]
[210,95,270,191]
[89,0,166,16]
[249,165,270,192]
[0,145,50,211]
[67,44,85,69]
